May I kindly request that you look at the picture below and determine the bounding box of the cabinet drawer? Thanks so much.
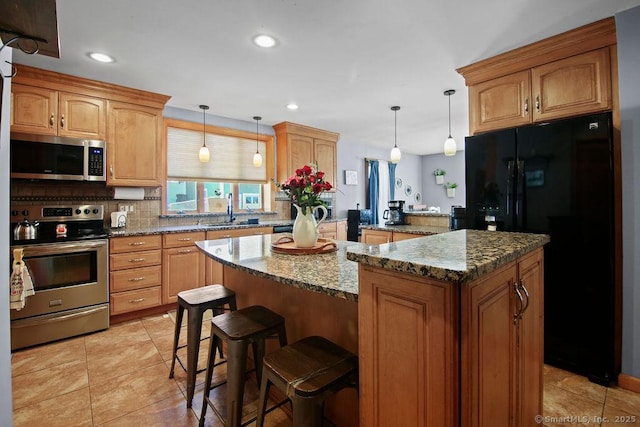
[110,249,162,270]
[110,235,162,253]
[392,232,419,242]
[110,265,162,292]
[110,286,162,315]
[318,222,337,233]
[163,231,206,248]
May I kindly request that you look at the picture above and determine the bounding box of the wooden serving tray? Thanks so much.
[271,236,338,255]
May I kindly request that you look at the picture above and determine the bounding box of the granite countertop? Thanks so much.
[108,218,346,237]
[196,235,366,302]
[346,229,550,284]
[360,224,450,235]
[405,211,450,217]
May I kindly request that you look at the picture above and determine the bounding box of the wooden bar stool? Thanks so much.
[199,305,287,427]
[256,335,358,427]
[169,285,237,408]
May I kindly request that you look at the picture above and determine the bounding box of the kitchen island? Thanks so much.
[197,230,549,426]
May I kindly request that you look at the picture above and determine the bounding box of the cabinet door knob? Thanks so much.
[60,114,65,128]
[535,95,541,112]
[524,98,529,115]
[110,165,114,177]
[50,113,55,127]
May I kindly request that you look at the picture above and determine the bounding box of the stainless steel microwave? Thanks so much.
[10,133,106,182]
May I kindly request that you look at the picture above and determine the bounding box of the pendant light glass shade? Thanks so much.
[252,116,263,167]
[198,104,210,163]
[390,106,401,163]
[443,90,456,156]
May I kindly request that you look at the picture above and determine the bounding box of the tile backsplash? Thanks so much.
[10,181,302,229]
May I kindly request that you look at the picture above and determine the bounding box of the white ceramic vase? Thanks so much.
[292,204,328,248]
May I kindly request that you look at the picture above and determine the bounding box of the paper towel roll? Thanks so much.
[113,187,145,200]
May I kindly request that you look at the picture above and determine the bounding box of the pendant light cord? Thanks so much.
[253,116,261,153]
[394,109,398,148]
[448,93,452,138]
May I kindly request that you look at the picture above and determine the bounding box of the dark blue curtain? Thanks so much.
[368,160,379,224]
[388,162,397,200]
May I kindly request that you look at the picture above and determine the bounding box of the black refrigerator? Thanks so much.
[465,112,617,385]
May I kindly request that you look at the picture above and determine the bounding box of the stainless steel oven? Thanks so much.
[10,205,109,350]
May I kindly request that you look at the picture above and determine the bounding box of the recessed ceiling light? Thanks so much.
[89,52,115,63]
[286,103,299,110]
[253,34,276,48]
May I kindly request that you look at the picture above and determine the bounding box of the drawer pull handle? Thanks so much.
[128,298,145,304]
[177,249,192,253]
[129,258,145,262]
[177,238,192,241]
[129,277,145,281]
[128,242,146,246]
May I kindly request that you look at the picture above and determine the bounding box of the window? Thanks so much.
[165,119,273,214]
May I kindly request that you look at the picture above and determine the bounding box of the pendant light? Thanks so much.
[443,89,457,156]
[252,116,263,167]
[198,104,210,163]
[390,106,402,163]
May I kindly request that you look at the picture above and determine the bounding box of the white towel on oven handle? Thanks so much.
[10,249,35,311]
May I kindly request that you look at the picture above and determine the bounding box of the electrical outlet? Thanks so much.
[129,204,135,212]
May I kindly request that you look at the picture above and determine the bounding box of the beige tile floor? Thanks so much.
[10,310,640,426]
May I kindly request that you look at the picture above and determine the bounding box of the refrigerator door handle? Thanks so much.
[506,160,514,216]
[516,160,525,223]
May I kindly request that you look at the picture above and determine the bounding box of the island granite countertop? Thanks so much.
[196,235,366,302]
[346,229,550,284]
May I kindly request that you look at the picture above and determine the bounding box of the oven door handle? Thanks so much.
[16,239,108,257]
[10,305,108,328]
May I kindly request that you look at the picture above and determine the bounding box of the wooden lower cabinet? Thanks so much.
[318,221,337,239]
[358,265,458,426]
[361,229,392,244]
[162,232,206,304]
[392,231,420,242]
[358,247,543,427]
[109,235,163,315]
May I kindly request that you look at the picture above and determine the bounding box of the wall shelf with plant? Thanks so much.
[434,169,446,185]
[445,182,457,198]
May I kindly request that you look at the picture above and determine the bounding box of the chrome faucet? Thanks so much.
[227,193,235,222]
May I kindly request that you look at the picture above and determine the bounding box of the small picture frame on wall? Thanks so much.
[345,170,358,185]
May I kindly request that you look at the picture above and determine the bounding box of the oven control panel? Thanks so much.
[11,205,104,222]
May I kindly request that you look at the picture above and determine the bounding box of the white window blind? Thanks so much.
[167,127,267,182]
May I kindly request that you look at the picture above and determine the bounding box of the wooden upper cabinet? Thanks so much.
[274,122,339,189]
[314,138,338,187]
[59,92,106,139]
[107,101,164,186]
[458,18,616,135]
[289,134,314,172]
[11,83,106,139]
[468,48,611,134]
[469,71,532,133]
[532,48,611,122]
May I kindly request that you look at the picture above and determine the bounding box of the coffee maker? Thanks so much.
[383,200,407,225]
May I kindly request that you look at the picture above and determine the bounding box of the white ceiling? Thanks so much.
[10,0,640,156]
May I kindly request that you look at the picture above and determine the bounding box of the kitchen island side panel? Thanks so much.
[222,265,359,427]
